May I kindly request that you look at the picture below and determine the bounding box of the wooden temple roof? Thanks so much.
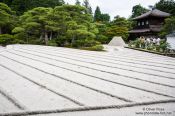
[133,9,170,20]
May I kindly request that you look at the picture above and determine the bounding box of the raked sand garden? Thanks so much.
[0,45,175,116]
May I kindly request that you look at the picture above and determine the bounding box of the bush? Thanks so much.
[147,45,155,51]
[13,39,25,44]
[91,45,104,51]
[72,38,100,48]
[55,36,68,47]
[96,35,108,44]
[159,40,170,53]
[135,39,141,48]
[129,38,171,53]
[72,39,85,48]
[48,40,57,46]
[84,38,100,47]
[0,34,14,46]
[28,38,44,45]
[82,45,104,51]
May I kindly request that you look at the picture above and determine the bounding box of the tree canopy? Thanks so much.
[82,0,92,14]
[131,4,148,18]
[94,6,110,22]
[160,16,175,37]
[105,16,130,41]
[12,5,99,47]
[155,0,175,16]
[2,0,174,48]
[0,0,64,15]
[0,2,14,34]
[75,0,81,6]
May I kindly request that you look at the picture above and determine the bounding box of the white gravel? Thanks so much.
[0,66,79,111]
[0,92,21,113]
[0,44,175,115]
[30,103,175,116]
[1,52,172,102]
[0,56,127,107]
[5,49,175,97]
[11,48,175,86]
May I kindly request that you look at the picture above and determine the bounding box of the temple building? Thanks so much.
[129,9,170,40]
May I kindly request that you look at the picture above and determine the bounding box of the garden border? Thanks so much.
[125,47,175,58]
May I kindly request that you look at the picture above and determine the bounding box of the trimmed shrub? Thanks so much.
[0,34,14,46]
[91,45,104,51]
[48,40,58,46]
[82,45,104,51]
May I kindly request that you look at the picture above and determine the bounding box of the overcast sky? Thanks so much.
[64,0,160,19]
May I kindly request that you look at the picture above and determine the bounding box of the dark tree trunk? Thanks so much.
[71,35,75,44]
[44,32,48,45]
[49,31,52,40]
[0,27,2,34]
[40,34,43,40]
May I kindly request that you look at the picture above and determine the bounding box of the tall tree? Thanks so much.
[13,5,99,47]
[75,0,81,5]
[101,14,110,22]
[14,7,53,45]
[0,3,13,34]
[160,16,175,37]
[83,0,92,14]
[155,0,175,16]
[94,6,101,22]
[53,5,97,47]
[106,16,130,41]
[94,6,110,22]
[131,4,148,18]
[0,0,13,6]
[0,0,65,15]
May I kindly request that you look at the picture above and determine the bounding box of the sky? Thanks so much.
[64,0,160,19]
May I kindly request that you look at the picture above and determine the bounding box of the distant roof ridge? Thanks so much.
[133,9,170,20]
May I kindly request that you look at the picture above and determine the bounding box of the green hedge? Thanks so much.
[81,45,104,51]
[0,34,14,46]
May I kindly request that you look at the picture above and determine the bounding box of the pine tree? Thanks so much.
[0,3,13,34]
[83,0,92,14]
[75,0,81,5]
[0,0,65,15]
[94,6,101,22]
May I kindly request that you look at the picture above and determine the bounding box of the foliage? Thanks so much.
[96,34,108,44]
[48,40,57,46]
[159,40,170,52]
[93,6,110,44]
[53,5,98,47]
[94,22,109,44]
[105,16,130,41]
[12,4,100,49]
[131,4,148,18]
[129,39,140,48]
[82,45,104,51]
[155,0,175,16]
[75,0,81,6]
[0,34,14,46]
[101,14,110,22]
[0,0,64,15]
[90,45,104,51]
[0,2,15,34]
[94,6,101,22]
[14,7,53,45]
[129,39,170,53]
[94,6,110,22]
[129,4,148,29]
[82,0,92,14]
[160,16,175,37]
